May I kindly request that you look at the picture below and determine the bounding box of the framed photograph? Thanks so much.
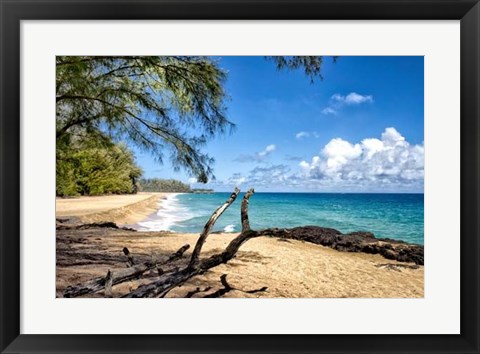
[1,0,479,353]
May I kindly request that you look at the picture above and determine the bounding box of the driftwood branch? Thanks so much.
[241,188,255,232]
[67,187,277,298]
[63,244,190,298]
[188,187,240,268]
[123,247,135,267]
[198,228,289,271]
[124,227,287,298]
[124,266,202,298]
[104,270,113,297]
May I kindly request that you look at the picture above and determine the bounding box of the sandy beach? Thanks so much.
[56,193,424,298]
[56,192,166,225]
[56,229,423,298]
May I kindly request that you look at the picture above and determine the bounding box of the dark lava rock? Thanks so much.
[56,221,119,230]
[56,220,136,232]
[277,226,423,265]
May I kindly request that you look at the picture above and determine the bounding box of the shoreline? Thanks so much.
[56,193,169,225]
[133,192,424,245]
[56,192,423,251]
[133,193,187,231]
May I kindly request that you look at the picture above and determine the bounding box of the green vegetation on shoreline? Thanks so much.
[56,137,142,197]
[191,188,214,194]
[136,179,215,193]
[138,178,191,193]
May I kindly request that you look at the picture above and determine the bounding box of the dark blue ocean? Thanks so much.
[136,192,424,245]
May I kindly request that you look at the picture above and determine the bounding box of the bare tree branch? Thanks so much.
[67,188,278,298]
[125,227,287,298]
[63,244,190,298]
[188,188,240,268]
[123,247,135,267]
[241,188,255,232]
[104,270,113,297]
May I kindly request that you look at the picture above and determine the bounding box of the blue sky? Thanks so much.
[136,56,424,193]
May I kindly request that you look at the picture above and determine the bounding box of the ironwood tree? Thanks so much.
[56,56,330,188]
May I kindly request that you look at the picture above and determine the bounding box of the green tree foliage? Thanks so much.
[56,135,142,196]
[56,56,329,184]
[138,178,192,193]
[267,56,334,82]
[56,56,233,183]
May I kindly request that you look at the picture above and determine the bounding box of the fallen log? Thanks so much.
[124,191,284,298]
[104,270,113,297]
[63,244,190,298]
[123,247,135,267]
[123,228,281,299]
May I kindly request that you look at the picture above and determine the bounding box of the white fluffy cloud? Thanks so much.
[332,92,373,105]
[295,131,320,139]
[321,107,338,115]
[220,165,292,189]
[299,127,424,190]
[322,92,373,115]
[258,144,276,157]
[296,131,310,139]
[207,128,422,192]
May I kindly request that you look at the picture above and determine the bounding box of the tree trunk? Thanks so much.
[188,188,240,268]
[241,188,255,232]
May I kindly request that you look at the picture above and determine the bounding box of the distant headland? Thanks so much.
[138,178,213,194]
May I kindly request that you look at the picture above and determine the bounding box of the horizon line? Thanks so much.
[208,190,424,194]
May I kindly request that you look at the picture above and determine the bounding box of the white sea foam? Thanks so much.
[135,193,196,231]
[223,224,236,233]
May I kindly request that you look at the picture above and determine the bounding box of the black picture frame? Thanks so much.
[1,0,479,353]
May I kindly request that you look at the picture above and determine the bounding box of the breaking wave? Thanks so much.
[135,193,196,231]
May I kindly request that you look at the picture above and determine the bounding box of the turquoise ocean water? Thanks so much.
[135,192,424,245]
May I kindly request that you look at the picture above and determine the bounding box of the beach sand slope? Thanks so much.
[56,193,165,225]
[56,228,424,298]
